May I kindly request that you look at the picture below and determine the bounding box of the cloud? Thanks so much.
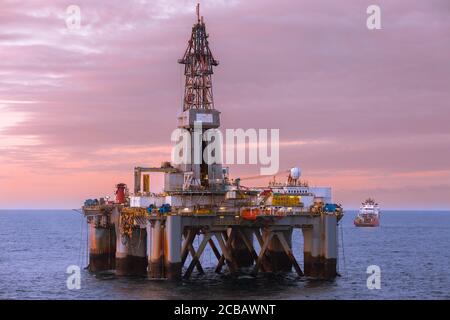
[1,0,450,208]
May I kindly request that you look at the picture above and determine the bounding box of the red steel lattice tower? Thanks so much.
[178,4,219,111]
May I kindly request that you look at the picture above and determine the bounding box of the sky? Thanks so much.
[0,0,450,209]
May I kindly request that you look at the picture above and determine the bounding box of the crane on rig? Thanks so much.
[233,167,308,187]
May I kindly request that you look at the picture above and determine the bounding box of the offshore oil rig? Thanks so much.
[82,5,343,281]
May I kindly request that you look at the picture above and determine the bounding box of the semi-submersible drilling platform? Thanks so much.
[83,7,343,281]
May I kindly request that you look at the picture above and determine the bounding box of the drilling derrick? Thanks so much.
[177,4,222,188]
[178,4,218,111]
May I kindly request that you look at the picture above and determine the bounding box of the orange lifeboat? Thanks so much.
[241,207,260,221]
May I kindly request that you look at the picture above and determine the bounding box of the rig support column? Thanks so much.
[230,228,254,268]
[164,215,182,280]
[263,228,293,272]
[146,222,152,265]
[149,220,164,278]
[310,218,323,278]
[116,227,148,276]
[323,214,338,278]
[302,228,313,276]
[88,221,116,272]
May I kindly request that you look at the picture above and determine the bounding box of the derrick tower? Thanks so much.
[176,4,223,188]
[178,3,218,111]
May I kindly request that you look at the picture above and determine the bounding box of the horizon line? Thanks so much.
[0,208,449,212]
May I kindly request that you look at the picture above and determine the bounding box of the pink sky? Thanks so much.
[1,0,450,209]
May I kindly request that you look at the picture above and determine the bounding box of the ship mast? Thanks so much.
[178,3,219,111]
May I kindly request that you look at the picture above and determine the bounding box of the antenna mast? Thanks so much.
[196,3,200,23]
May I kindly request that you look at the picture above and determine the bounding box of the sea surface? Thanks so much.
[0,210,449,300]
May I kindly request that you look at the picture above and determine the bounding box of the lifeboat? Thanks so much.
[241,207,260,221]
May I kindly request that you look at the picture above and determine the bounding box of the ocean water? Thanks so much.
[0,210,449,300]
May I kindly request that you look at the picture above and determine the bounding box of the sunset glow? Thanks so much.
[1,0,449,209]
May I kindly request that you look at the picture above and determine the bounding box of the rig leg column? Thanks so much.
[302,228,313,276]
[230,228,254,268]
[146,222,152,271]
[116,227,147,276]
[88,221,116,272]
[264,228,293,272]
[165,215,182,280]
[323,214,338,279]
[310,218,323,278]
[149,220,164,278]
[132,227,148,275]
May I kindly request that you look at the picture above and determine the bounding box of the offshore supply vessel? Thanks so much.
[354,198,380,227]
[82,4,344,281]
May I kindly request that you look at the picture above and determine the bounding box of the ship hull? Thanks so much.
[354,218,379,227]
